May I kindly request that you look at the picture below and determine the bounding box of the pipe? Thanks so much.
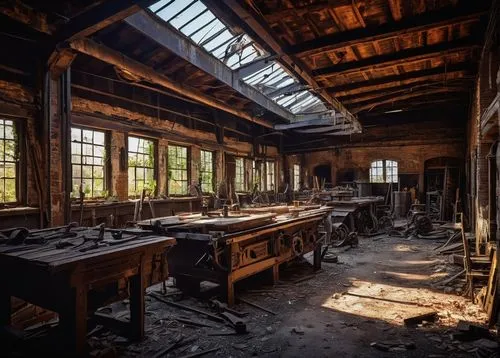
[68,38,273,129]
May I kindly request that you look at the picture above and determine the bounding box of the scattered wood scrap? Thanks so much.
[403,312,437,327]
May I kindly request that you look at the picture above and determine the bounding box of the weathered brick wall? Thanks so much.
[467,40,499,247]
[287,119,465,195]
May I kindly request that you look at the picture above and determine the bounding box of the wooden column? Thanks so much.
[60,69,72,224]
[110,131,128,200]
[158,138,168,196]
[48,70,70,226]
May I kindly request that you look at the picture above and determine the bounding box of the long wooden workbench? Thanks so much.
[0,226,176,355]
[143,208,330,305]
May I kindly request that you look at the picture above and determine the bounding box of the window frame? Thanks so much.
[293,164,300,191]
[200,149,215,194]
[0,118,22,206]
[234,157,246,192]
[127,135,158,198]
[70,126,110,200]
[265,161,275,191]
[167,144,190,196]
[369,160,398,183]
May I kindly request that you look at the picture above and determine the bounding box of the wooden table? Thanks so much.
[0,230,175,355]
[166,209,330,305]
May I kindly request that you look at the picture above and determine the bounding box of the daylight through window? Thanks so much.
[0,119,17,203]
[369,160,398,183]
[235,157,245,191]
[200,150,214,193]
[128,136,155,197]
[168,145,188,195]
[71,127,106,198]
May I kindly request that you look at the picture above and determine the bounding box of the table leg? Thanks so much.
[59,286,87,355]
[222,273,235,306]
[0,290,11,326]
[313,244,322,271]
[129,272,145,341]
[272,264,280,283]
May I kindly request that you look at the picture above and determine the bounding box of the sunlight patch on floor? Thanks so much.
[321,280,486,326]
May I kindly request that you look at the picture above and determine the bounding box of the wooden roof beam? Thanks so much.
[205,0,362,132]
[288,3,488,56]
[313,37,480,77]
[68,38,274,128]
[338,78,472,102]
[326,63,473,93]
[48,0,156,78]
[351,87,470,113]
[262,0,352,22]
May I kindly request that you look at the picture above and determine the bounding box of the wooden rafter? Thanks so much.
[262,0,352,22]
[342,81,471,105]
[337,77,471,101]
[288,4,487,56]
[351,87,470,113]
[325,63,472,93]
[313,38,478,76]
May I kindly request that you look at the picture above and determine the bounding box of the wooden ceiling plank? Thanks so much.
[313,37,478,77]
[262,0,352,22]
[325,62,472,93]
[351,86,469,112]
[68,38,274,128]
[288,4,487,56]
[388,0,403,21]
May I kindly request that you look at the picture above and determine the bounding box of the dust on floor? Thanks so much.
[17,233,495,357]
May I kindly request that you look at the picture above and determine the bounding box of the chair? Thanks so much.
[459,213,492,300]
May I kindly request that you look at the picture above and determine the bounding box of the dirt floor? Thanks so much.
[7,230,497,357]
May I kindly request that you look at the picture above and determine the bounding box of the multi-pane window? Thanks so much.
[293,164,300,191]
[71,127,106,198]
[266,161,275,191]
[0,119,17,203]
[168,145,188,195]
[369,160,398,183]
[385,160,398,183]
[200,150,214,193]
[234,157,245,191]
[128,136,155,197]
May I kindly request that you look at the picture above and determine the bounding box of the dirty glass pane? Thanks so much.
[71,127,107,198]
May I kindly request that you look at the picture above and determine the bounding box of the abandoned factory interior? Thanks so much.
[1,0,500,356]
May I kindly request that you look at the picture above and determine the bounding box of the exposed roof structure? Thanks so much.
[0,0,492,148]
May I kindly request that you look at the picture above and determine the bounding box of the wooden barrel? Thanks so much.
[393,191,411,218]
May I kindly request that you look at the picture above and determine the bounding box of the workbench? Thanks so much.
[326,197,384,235]
[0,226,176,355]
[157,209,330,305]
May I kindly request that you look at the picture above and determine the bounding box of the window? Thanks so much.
[71,127,106,198]
[0,119,18,203]
[293,164,300,191]
[200,150,214,193]
[128,136,155,197]
[168,145,188,195]
[370,160,398,183]
[385,160,398,183]
[235,157,245,191]
[266,161,275,191]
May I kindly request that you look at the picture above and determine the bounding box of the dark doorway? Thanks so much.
[314,164,332,184]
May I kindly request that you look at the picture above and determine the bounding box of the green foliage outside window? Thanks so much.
[128,136,156,197]
[0,119,17,203]
[200,150,214,193]
[168,145,188,195]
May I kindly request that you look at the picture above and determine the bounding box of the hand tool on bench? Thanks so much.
[0,227,30,245]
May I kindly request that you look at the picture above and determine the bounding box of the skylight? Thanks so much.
[148,0,327,114]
